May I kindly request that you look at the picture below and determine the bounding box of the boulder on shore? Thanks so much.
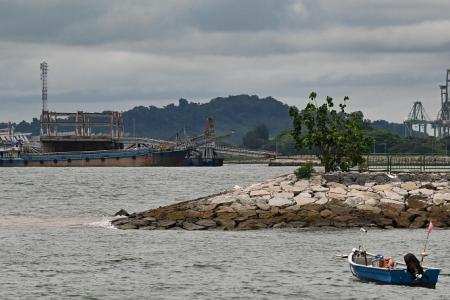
[111,172,450,231]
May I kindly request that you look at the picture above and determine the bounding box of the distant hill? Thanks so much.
[123,95,292,144]
[4,95,294,145]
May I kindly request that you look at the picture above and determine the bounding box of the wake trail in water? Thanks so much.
[0,214,116,228]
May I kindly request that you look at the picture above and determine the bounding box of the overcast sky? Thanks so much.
[1,0,450,122]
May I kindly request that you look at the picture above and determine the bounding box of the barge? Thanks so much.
[0,110,190,167]
[0,61,224,167]
[0,148,188,167]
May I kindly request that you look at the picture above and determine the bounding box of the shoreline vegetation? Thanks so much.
[112,172,450,231]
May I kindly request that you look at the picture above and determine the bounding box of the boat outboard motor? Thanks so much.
[404,253,424,279]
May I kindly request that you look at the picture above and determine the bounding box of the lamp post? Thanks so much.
[431,138,434,155]
[275,139,278,159]
[372,138,376,154]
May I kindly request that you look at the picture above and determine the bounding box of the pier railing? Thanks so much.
[367,154,450,172]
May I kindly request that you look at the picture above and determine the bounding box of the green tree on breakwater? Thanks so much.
[289,92,369,172]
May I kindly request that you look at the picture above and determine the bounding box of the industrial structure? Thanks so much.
[38,61,128,153]
[404,101,431,137]
[405,69,450,138]
[1,61,275,167]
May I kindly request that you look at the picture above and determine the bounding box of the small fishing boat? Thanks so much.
[348,248,441,288]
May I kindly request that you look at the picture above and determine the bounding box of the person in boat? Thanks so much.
[379,256,394,269]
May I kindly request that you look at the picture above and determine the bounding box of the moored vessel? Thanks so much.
[0,148,188,167]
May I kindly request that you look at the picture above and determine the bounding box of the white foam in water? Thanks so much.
[87,216,116,229]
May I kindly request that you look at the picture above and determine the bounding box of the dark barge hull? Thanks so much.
[0,149,188,167]
[184,158,224,166]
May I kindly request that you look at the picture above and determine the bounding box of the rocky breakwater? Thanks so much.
[112,172,450,230]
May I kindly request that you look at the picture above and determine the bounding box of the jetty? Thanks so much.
[112,172,450,230]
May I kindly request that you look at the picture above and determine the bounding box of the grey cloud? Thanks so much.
[2,0,450,46]
[1,0,450,123]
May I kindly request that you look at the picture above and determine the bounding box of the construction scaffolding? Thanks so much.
[40,111,124,138]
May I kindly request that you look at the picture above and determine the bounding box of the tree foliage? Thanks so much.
[242,124,269,149]
[289,92,369,172]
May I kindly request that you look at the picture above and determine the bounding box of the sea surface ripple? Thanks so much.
[0,165,449,299]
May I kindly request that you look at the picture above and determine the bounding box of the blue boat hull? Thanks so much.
[349,249,440,288]
[350,263,440,288]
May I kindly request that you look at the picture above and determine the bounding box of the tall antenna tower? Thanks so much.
[40,61,48,112]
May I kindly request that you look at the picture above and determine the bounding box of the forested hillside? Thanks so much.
[3,95,293,145]
[123,95,292,144]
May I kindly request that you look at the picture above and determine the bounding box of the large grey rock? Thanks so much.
[114,209,130,217]
[356,204,382,214]
[294,179,310,190]
[315,197,328,205]
[214,217,236,230]
[250,190,271,197]
[182,222,205,230]
[210,196,236,205]
[433,193,450,205]
[280,182,295,192]
[320,209,333,218]
[195,219,217,227]
[329,187,347,195]
[365,198,380,206]
[138,226,157,230]
[328,192,346,201]
[268,197,294,207]
[410,188,434,196]
[275,192,295,199]
[401,181,418,191]
[215,206,236,217]
[348,184,369,191]
[310,175,323,185]
[347,190,380,200]
[311,185,329,192]
[294,194,316,206]
[130,219,152,227]
[158,220,177,228]
[345,196,365,208]
[267,185,282,193]
[326,182,347,189]
[392,187,408,196]
[116,223,138,230]
[432,181,448,188]
[384,190,404,201]
[237,219,267,230]
[372,184,393,191]
[111,217,129,226]
[314,191,327,199]
[406,195,429,210]
[379,198,405,212]
[255,199,270,211]
[287,174,297,181]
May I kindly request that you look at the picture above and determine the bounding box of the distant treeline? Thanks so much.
[2,95,292,144]
[2,94,446,155]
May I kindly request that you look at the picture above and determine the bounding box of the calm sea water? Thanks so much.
[0,165,449,300]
